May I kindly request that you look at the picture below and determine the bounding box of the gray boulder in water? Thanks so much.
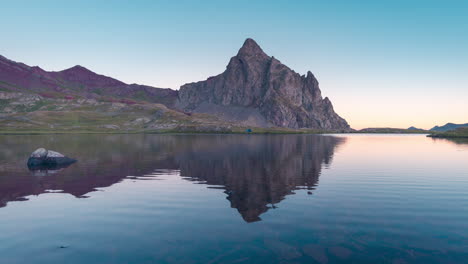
[27,148,76,169]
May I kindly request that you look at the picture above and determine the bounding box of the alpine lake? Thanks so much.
[0,134,467,264]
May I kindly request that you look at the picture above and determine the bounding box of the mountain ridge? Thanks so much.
[0,54,178,106]
[0,38,350,131]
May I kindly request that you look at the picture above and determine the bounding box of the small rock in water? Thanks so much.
[27,148,76,169]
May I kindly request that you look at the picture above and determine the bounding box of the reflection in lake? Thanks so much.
[429,136,468,146]
[1,134,467,264]
[0,134,344,222]
[175,135,345,222]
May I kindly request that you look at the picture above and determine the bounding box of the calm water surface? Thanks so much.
[0,134,467,264]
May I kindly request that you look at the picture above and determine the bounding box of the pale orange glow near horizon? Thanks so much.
[333,134,468,165]
[320,71,468,130]
[333,97,467,130]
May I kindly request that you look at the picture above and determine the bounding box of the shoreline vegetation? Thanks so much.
[0,93,464,137]
[0,93,431,136]
[426,127,468,139]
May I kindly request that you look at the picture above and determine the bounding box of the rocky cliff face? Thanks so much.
[177,38,350,130]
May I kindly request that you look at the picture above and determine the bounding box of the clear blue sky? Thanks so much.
[1,0,467,129]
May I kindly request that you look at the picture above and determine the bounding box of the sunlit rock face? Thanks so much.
[177,39,350,130]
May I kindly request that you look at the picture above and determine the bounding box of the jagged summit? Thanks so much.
[177,39,350,130]
[237,38,267,57]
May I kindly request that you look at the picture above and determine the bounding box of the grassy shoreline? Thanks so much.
[426,128,468,139]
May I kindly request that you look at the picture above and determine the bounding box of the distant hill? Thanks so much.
[408,126,423,130]
[0,55,178,107]
[358,127,427,133]
[430,123,468,132]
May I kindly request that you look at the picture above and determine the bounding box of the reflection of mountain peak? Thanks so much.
[0,134,345,222]
[175,135,346,222]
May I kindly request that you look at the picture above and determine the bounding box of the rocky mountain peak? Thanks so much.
[237,38,267,58]
[177,39,350,130]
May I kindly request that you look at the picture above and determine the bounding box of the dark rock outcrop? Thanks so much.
[27,148,76,170]
[177,38,350,130]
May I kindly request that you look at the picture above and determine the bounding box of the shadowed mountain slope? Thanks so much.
[0,55,177,106]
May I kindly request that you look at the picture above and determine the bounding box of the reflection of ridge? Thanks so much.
[0,135,181,208]
[175,135,346,222]
[0,134,345,223]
